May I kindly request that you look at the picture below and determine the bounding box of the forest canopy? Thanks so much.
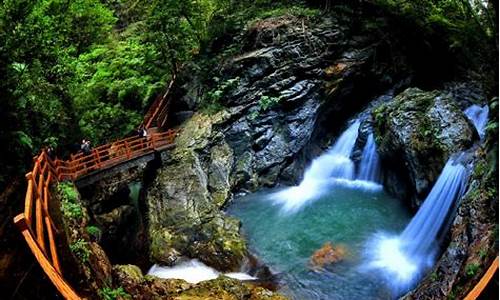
[0,0,497,189]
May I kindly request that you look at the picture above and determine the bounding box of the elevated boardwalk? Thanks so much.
[13,78,177,299]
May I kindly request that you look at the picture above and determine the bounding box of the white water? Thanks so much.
[357,133,381,183]
[465,104,489,139]
[270,120,361,212]
[365,158,467,295]
[148,259,256,283]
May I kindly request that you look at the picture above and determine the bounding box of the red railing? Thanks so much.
[142,74,176,129]
[13,129,177,300]
[58,130,176,180]
[14,150,80,300]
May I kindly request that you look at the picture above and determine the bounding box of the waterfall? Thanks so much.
[270,120,361,212]
[365,157,467,294]
[305,120,361,182]
[464,104,489,139]
[357,133,381,183]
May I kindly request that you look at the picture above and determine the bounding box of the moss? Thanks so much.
[149,228,178,263]
[99,286,131,300]
[86,225,102,242]
[465,262,481,277]
[430,271,439,282]
[258,95,282,111]
[70,238,91,263]
[58,182,84,220]
[115,265,144,282]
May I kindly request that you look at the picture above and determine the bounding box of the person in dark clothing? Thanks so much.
[137,126,147,138]
[81,139,92,156]
[46,146,56,160]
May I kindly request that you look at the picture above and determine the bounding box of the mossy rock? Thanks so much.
[372,87,475,207]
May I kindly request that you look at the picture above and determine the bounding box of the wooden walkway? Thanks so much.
[13,78,176,299]
[13,75,499,299]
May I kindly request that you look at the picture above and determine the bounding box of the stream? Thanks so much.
[228,185,411,300]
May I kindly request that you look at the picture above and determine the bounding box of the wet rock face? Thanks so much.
[148,14,411,275]
[373,87,476,208]
[113,264,287,300]
[147,114,246,272]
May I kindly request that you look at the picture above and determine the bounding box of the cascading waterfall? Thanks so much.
[357,133,381,183]
[365,157,467,295]
[465,104,489,139]
[270,120,361,212]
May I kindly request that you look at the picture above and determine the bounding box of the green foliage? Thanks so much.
[258,95,282,111]
[99,287,131,300]
[250,4,320,22]
[86,225,102,241]
[372,105,387,127]
[70,238,90,263]
[202,76,240,114]
[478,249,487,259]
[0,0,118,188]
[58,182,83,219]
[465,262,480,277]
[430,271,439,282]
[373,0,497,66]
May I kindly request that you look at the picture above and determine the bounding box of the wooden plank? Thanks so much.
[14,214,81,300]
[36,174,46,254]
[124,141,131,158]
[43,184,58,234]
[24,176,34,228]
[44,213,61,274]
[464,256,499,300]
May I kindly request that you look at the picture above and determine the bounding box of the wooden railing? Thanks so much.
[142,74,176,129]
[14,150,80,300]
[464,256,499,300]
[59,130,176,180]
[13,129,177,300]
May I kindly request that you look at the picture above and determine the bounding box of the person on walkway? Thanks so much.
[81,139,92,156]
[46,145,56,160]
[137,126,147,138]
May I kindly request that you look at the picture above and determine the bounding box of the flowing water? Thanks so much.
[227,120,469,299]
[365,158,467,296]
[357,133,382,183]
[269,121,373,213]
[228,187,411,299]
[465,104,489,139]
[146,116,469,298]
[148,260,256,284]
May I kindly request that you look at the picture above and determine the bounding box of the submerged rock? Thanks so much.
[373,87,476,208]
[309,242,348,271]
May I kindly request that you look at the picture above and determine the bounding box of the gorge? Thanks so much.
[1,1,498,300]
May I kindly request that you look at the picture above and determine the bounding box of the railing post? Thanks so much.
[150,134,156,149]
[93,149,101,168]
[124,141,131,159]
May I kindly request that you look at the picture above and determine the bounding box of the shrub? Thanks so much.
[258,95,281,111]
[465,263,480,277]
[202,76,240,114]
[86,226,102,241]
[99,287,131,300]
[70,238,90,263]
[58,182,83,219]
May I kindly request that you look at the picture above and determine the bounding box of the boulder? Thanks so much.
[373,88,476,208]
